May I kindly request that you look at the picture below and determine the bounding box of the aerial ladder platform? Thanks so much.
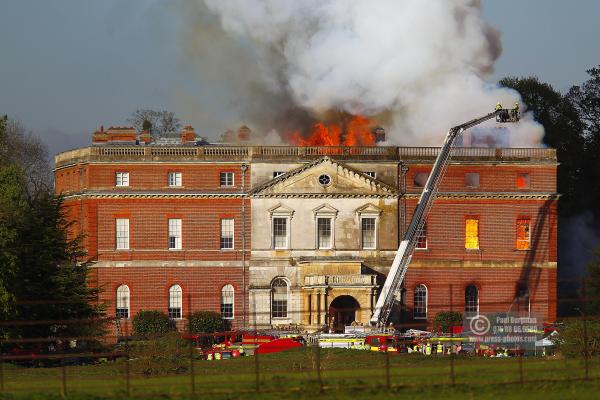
[370,106,520,327]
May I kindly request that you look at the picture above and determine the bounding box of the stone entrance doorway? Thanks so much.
[329,295,360,332]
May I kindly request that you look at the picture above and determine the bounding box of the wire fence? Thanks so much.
[0,277,598,398]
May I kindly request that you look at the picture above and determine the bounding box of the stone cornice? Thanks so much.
[403,192,559,200]
[63,191,245,200]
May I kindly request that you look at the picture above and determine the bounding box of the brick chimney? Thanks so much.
[237,125,251,141]
[92,125,109,145]
[372,126,386,143]
[181,125,197,144]
[138,129,152,145]
[106,126,137,144]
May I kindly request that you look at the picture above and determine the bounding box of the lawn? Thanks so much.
[1,348,599,399]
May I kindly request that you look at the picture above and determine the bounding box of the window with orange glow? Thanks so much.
[465,218,479,249]
[516,219,531,250]
[516,173,530,189]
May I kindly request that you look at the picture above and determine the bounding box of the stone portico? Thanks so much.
[248,157,398,331]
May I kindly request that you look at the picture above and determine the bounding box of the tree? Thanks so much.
[11,192,104,340]
[432,311,463,333]
[0,116,51,198]
[132,310,172,336]
[566,66,600,219]
[0,116,104,341]
[585,246,600,316]
[188,311,230,333]
[128,109,181,137]
[499,77,586,215]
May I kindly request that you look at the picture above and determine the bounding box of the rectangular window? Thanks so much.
[317,218,332,249]
[168,172,182,187]
[272,217,288,249]
[273,171,285,179]
[465,172,480,188]
[361,217,376,249]
[116,218,129,250]
[413,172,429,187]
[168,219,182,250]
[364,171,376,179]
[115,172,129,187]
[516,173,530,189]
[516,218,531,250]
[220,172,234,187]
[416,222,427,249]
[465,218,479,250]
[220,218,234,249]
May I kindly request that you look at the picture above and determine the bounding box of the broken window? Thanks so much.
[516,218,531,250]
[516,173,530,189]
[413,172,429,187]
[465,218,479,249]
[416,222,427,249]
[465,172,480,188]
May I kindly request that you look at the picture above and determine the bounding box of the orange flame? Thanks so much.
[289,115,376,146]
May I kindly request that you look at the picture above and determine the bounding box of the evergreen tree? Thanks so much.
[499,76,586,215]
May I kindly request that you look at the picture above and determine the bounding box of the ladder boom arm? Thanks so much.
[370,108,513,327]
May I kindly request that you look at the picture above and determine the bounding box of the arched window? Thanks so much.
[168,284,182,319]
[413,284,427,319]
[116,285,130,319]
[221,284,234,319]
[271,278,288,318]
[465,284,479,316]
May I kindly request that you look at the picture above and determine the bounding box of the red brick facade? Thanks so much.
[54,144,558,333]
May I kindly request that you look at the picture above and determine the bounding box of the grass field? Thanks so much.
[1,348,599,399]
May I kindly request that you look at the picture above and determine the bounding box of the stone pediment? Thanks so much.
[355,203,383,216]
[250,156,399,198]
[268,203,295,217]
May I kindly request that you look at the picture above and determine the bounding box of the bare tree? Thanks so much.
[0,116,51,197]
[127,109,181,137]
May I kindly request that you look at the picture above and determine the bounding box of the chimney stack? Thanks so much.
[181,125,197,145]
[237,125,251,141]
[372,126,386,143]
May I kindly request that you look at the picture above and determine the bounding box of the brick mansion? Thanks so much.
[54,125,558,335]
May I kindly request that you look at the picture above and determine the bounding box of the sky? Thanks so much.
[1,0,599,157]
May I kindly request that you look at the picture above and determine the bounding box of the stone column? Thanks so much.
[302,293,311,326]
[311,292,318,326]
[319,291,327,327]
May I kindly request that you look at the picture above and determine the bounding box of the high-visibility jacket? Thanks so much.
[239,346,245,355]
[437,344,443,354]
[207,353,213,361]
[425,345,432,355]
[215,352,222,360]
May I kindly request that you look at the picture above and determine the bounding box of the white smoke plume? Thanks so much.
[180,0,544,146]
